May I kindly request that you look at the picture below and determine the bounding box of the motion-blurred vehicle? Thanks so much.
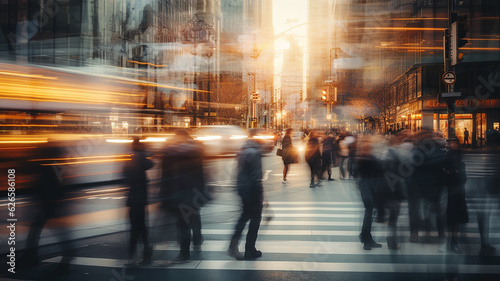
[194,125,247,157]
[253,129,277,154]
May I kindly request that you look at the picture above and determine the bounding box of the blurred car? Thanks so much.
[194,125,247,157]
[253,129,277,154]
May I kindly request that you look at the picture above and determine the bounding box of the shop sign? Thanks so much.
[423,99,500,110]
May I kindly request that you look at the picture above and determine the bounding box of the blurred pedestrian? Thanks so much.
[122,137,154,265]
[160,130,207,263]
[338,135,351,179]
[382,135,408,250]
[20,141,73,270]
[281,128,296,184]
[305,131,322,188]
[410,130,447,243]
[463,128,469,146]
[356,137,383,250]
[321,133,335,181]
[444,138,468,254]
[347,136,358,179]
[227,129,264,260]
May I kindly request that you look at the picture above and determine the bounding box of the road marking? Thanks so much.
[178,228,500,238]
[85,187,127,194]
[43,256,500,274]
[262,170,272,181]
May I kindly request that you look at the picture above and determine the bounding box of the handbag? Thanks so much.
[276,146,283,156]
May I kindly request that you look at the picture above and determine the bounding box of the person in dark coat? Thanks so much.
[123,137,154,265]
[356,136,383,250]
[227,129,264,260]
[305,131,322,188]
[20,141,73,270]
[281,128,295,184]
[321,133,335,181]
[463,128,469,146]
[410,130,447,242]
[160,130,207,263]
[444,139,468,254]
[382,135,408,250]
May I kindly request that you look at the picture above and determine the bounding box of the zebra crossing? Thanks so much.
[39,199,500,278]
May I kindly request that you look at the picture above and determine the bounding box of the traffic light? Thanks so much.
[252,92,260,102]
[457,14,468,48]
[321,89,327,102]
[450,12,468,66]
[300,91,303,102]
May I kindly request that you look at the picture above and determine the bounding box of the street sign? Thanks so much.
[441,92,462,98]
[442,71,456,85]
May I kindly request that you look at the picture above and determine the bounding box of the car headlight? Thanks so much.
[195,136,222,141]
[230,135,247,140]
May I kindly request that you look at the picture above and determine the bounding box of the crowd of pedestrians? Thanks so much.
[18,127,498,271]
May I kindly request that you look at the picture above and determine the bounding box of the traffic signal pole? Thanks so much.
[445,0,456,140]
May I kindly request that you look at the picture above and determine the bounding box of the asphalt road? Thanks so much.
[0,149,499,281]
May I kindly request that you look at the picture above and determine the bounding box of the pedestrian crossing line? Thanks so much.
[152,240,493,256]
[192,229,500,239]
[269,206,500,212]
[42,256,500,274]
[253,213,500,219]
[217,220,482,229]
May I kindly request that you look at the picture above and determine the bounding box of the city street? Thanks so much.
[1,148,499,281]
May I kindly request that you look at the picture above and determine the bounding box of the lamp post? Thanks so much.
[181,14,215,127]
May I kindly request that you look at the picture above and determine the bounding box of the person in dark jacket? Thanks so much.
[321,133,335,181]
[356,136,383,250]
[123,137,154,265]
[281,128,295,184]
[160,130,207,263]
[20,141,73,270]
[227,129,264,260]
[444,138,468,254]
[410,130,447,242]
[305,131,322,188]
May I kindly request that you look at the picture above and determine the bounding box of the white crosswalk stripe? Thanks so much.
[42,199,499,275]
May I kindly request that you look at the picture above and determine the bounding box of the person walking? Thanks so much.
[410,130,447,243]
[227,129,264,260]
[20,141,73,270]
[160,130,207,263]
[305,131,322,188]
[463,128,469,146]
[444,139,469,254]
[338,135,350,179]
[321,133,335,181]
[123,137,154,265]
[356,136,383,250]
[281,128,295,184]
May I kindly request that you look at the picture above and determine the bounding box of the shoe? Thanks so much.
[387,237,400,250]
[449,243,463,254]
[227,247,244,260]
[309,183,316,188]
[366,240,382,248]
[328,177,335,181]
[244,250,262,260]
[409,234,419,243]
[125,258,141,267]
[479,244,496,256]
[171,254,191,264]
[363,243,372,250]
[193,245,202,251]
[282,180,288,184]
